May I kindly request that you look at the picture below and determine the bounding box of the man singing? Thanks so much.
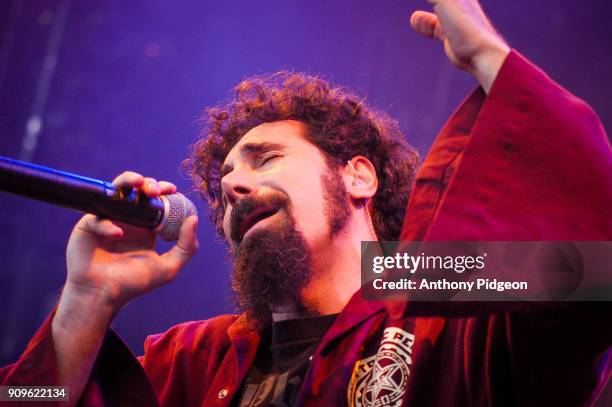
[2,0,610,405]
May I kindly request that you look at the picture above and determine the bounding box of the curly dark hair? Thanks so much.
[187,71,419,241]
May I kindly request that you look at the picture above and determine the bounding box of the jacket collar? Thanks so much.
[226,313,260,392]
[317,288,387,354]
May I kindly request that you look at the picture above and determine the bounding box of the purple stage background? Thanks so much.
[0,0,610,365]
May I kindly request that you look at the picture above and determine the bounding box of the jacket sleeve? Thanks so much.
[0,312,160,407]
[392,51,611,403]
[401,50,611,241]
[0,313,241,406]
[0,313,63,406]
[389,50,611,317]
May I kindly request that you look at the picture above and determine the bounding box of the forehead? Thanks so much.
[223,119,314,165]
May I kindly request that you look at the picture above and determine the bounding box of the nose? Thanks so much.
[221,167,256,207]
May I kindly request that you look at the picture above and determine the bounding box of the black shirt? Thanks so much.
[234,313,338,407]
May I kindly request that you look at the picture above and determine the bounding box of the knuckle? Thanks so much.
[114,171,142,184]
[77,214,102,234]
[80,214,97,227]
[123,170,141,178]
[144,177,158,185]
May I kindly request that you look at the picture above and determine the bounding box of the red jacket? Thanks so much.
[1,51,610,406]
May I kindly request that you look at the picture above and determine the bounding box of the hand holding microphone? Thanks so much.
[64,171,199,311]
[51,171,199,401]
[0,155,199,310]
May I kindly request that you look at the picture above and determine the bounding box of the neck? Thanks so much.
[299,208,376,315]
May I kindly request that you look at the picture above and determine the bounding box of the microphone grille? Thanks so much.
[158,193,197,241]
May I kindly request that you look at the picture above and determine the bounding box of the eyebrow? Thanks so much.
[221,141,286,178]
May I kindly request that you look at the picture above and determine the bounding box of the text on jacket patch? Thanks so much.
[348,327,415,407]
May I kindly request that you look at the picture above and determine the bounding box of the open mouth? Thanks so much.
[237,206,280,242]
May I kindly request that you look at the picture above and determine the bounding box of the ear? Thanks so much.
[343,156,378,200]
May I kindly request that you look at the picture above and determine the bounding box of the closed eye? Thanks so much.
[258,152,283,167]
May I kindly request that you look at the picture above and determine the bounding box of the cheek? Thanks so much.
[287,179,328,234]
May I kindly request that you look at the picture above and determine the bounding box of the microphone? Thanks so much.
[0,155,197,241]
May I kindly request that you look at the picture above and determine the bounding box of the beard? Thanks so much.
[229,167,351,325]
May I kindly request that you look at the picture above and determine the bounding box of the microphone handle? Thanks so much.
[0,155,165,229]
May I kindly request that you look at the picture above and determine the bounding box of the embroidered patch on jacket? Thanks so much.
[348,327,415,407]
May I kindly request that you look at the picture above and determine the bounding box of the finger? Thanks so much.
[161,216,199,278]
[112,171,145,189]
[410,11,444,41]
[142,177,161,197]
[157,181,177,195]
[78,214,124,238]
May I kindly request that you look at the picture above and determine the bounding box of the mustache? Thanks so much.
[229,191,290,244]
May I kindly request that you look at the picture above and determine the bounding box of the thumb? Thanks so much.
[161,216,199,277]
[410,11,444,41]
